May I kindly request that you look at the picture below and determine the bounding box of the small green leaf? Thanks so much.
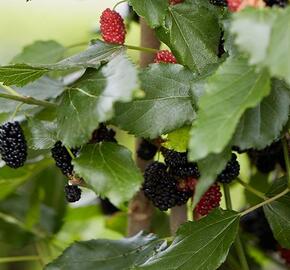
[57,54,137,147]
[157,0,221,73]
[129,0,168,28]
[0,64,48,87]
[72,143,143,207]
[28,119,57,150]
[113,64,196,139]
[11,40,66,64]
[263,177,290,249]
[138,209,240,270]
[233,79,290,150]
[189,57,271,161]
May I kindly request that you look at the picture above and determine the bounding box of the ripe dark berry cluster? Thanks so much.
[264,0,288,7]
[169,0,184,5]
[64,184,82,203]
[279,247,290,265]
[51,141,78,176]
[217,153,240,184]
[240,208,277,251]
[154,50,177,64]
[195,183,222,216]
[100,8,126,45]
[209,0,228,6]
[248,141,285,174]
[143,161,193,211]
[90,123,117,143]
[137,139,158,161]
[161,147,187,168]
[0,121,27,168]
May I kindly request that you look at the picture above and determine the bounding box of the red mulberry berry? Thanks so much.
[154,50,177,64]
[279,247,290,265]
[100,8,126,45]
[195,183,222,216]
[227,0,242,11]
[169,0,184,4]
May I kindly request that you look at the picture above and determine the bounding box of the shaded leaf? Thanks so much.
[189,57,271,161]
[72,143,143,207]
[113,64,196,139]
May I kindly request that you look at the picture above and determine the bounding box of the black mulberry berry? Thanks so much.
[90,123,117,143]
[170,162,200,179]
[137,139,158,161]
[217,153,240,183]
[161,147,188,168]
[209,0,228,6]
[64,185,82,203]
[0,121,27,168]
[264,0,288,7]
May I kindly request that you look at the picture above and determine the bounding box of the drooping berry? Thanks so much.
[217,153,240,184]
[240,208,277,251]
[143,161,192,211]
[137,139,158,161]
[51,141,77,176]
[0,121,27,168]
[154,50,177,64]
[264,0,288,7]
[279,247,290,265]
[90,123,117,143]
[100,8,126,45]
[170,162,200,179]
[169,0,184,5]
[227,0,242,11]
[195,183,222,216]
[210,0,228,6]
[161,147,187,168]
[64,185,82,203]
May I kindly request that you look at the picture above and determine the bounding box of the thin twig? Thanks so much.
[236,178,267,200]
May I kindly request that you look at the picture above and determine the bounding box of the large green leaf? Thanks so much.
[113,64,196,139]
[0,40,123,86]
[189,57,271,161]
[263,177,290,249]
[230,8,278,66]
[11,40,65,64]
[266,6,290,85]
[0,76,64,113]
[138,209,240,270]
[45,232,164,270]
[233,79,290,150]
[72,143,143,207]
[156,0,220,73]
[57,54,137,147]
[129,0,168,28]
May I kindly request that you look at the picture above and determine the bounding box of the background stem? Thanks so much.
[223,184,249,270]
[282,137,290,187]
[0,256,40,264]
[236,178,266,200]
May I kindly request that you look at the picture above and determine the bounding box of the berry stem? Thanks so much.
[282,137,290,187]
[113,0,127,10]
[240,188,290,217]
[10,102,24,121]
[125,44,158,53]
[236,178,267,200]
[65,146,76,160]
[0,256,40,264]
[0,92,57,108]
[0,83,22,96]
[223,184,250,270]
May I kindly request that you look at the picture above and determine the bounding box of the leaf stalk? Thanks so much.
[236,178,266,200]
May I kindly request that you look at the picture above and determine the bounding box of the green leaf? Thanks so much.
[129,0,168,28]
[0,64,48,87]
[0,77,64,113]
[230,8,278,66]
[45,232,164,270]
[113,64,196,139]
[0,40,123,86]
[192,148,232,208]
[138,209,240,270]
[72,143,143,207]
[156,0,220,73]
[163,126,191,152]
[57,54,137,147]
[28,119,57,150]
[266,7,290,85]
[11,40,65,64]
[189,57,271,161]
[233,79,290,150]
[263,177,290,249]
